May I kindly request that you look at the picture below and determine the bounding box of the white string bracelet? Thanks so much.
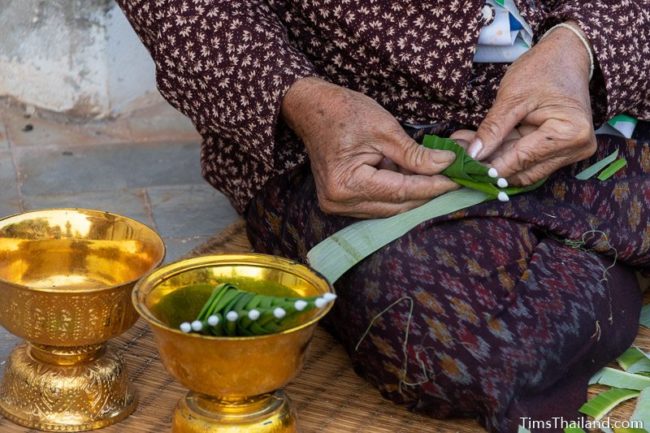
[540,22,594,81]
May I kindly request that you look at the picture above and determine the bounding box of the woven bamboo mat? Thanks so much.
[1,219,648,432]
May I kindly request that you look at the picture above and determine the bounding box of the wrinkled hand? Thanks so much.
[466,22,597,185]
[282,77,458,218]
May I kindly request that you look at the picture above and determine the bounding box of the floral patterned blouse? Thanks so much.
[117,0,650,213]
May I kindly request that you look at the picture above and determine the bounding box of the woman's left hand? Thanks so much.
[464,22,598,186]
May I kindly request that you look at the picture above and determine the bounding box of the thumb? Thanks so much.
[381,131,456,175]
[470,96,528,161]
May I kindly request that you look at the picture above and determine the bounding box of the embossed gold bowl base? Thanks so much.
[0,209,165,431]
[172,391,296,433]
[0,343,137,432]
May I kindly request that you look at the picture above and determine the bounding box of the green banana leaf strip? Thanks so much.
[575,149,619,180]
[629,359,650,375]
[422,134,495,184]
[579,387,640,420]
[588,368,607,384]
[589,367,650,391]
[597,158,628,181]
[640,305,650,329]
[631,388,650,432]
[518,426,532,433]
[619,347,647,369]
[307,153,626,284]
[619,347,650,371]
[307,188,491,283]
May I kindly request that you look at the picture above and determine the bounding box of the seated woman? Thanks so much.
[118,1,649,431]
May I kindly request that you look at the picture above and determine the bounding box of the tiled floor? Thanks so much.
[0,101,240,361]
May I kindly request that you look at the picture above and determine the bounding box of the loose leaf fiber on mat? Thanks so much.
[630,388,650,431]
[590,368,650,390]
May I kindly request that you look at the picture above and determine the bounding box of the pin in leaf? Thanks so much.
[422,134,510,200]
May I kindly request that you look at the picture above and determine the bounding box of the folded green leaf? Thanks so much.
[180,283,336,337]
[597,158,627,181]
[579,387,639,420]
[422,135,495,184]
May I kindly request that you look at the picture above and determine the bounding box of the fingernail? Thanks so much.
[497,192,509,202]
[437,150,456,163]
[488,167,498,178]
[497,178,508,188]
[469,139,483,159]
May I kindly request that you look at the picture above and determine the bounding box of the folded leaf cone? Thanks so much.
[179,282,335,337]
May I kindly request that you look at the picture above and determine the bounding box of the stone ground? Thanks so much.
[0,100,239,363]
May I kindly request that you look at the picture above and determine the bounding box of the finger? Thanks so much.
[469,95,531,161]
[356,165,460,203]
[489,129,559,178]
[453,129,519,187]
[484,124,540,167]
[449,129,476,148]
[381,130,456,176]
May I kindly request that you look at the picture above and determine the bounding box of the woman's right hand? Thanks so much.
[281,77,458,218]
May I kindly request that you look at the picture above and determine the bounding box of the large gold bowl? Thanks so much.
[0,208,165,431]
[133,254,334,433]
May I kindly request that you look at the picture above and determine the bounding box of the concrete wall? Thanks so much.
[0,0,162,118]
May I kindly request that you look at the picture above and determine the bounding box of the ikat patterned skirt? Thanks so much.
[245,124,650,433]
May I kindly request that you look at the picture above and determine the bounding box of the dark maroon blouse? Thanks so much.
[117,0,650,213]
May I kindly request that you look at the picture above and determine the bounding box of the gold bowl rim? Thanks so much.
[132,253,335,341]
[0,207,166,294]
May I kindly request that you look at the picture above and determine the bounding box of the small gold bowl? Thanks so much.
[0,208,165,431]
[133,254,334,433]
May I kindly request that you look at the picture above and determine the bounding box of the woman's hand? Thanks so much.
[466,22,597,186]
[282,77,458,218]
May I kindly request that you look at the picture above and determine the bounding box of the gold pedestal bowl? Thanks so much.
[133,254,334,433]
[0,209,165,431]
